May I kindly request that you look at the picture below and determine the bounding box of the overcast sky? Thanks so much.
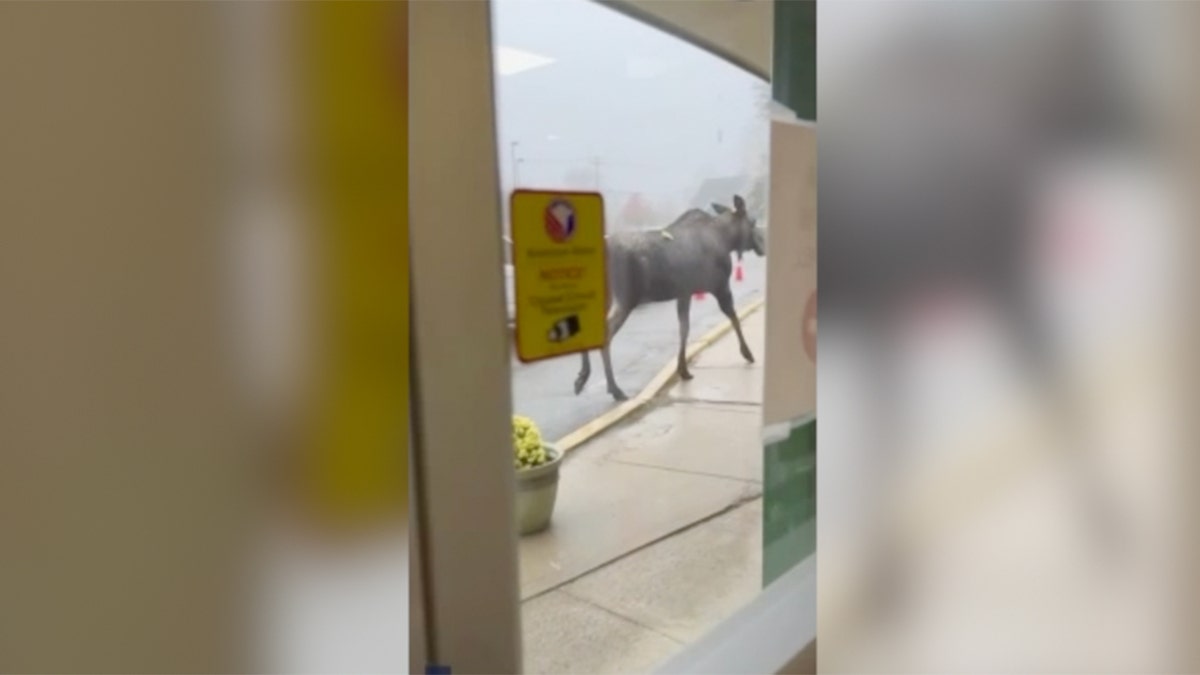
[491,0,769,222]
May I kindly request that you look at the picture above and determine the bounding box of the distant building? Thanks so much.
[618,192,656,230]
[689,175,749,213]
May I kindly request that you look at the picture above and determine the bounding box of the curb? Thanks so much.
[553,297,766,454]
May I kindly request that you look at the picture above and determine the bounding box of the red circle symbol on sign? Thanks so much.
[544,199,577,243]
[802,291,817,363]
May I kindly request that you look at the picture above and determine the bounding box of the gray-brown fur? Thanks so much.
[575,194,765,401]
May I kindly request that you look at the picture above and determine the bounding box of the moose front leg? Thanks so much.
[676,295,693,380]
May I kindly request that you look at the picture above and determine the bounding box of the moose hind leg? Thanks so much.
[601,302,633,401]
[574,351,592,395]
[715,288,754,363]
[676,296,693,380]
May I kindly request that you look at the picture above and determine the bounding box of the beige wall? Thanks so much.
[762,120,817,429]
[0,3,252,670]
[0,2,418,670]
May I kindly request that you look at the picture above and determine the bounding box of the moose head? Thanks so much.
[711,195,766,258]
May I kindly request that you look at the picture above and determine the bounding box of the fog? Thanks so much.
[491,0,771,231]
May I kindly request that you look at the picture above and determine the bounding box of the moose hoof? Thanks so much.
[741,347,755,364]
[679,369,694,381]
[574,374,589,395]
[609,388,629,402]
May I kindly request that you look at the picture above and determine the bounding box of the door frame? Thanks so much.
[408,0,522,672]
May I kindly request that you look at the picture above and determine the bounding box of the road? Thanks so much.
[509,254,766,442]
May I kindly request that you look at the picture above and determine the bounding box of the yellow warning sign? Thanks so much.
[511,190,607,362]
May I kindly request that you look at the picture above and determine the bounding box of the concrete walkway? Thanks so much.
[519,309,767,675]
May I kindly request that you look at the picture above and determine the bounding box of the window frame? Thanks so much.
[409,2,816,672]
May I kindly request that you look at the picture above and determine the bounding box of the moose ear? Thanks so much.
[711,203,731,215]
[733,195,747,214]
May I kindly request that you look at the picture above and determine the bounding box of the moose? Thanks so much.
[574,195,765,402]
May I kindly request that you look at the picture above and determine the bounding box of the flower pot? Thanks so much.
[515,444,562,535]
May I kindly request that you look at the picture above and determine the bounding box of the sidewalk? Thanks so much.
[519,309,767,675]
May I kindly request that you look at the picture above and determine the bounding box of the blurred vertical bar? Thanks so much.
[0,1,412,671]
[761,0,817,590]
[761,122,818,588]
[816,2,1199,671]
[0,3,251,671]
[293,0,409,532]
[410,0,522,672]
[1180,8,1200,671]
[249,2,411,671]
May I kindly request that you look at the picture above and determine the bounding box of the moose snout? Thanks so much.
[751,227,767,257]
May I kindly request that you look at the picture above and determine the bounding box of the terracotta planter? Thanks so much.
[515,444,562,535]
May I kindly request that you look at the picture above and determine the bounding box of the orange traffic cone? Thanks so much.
[734,262,744,282]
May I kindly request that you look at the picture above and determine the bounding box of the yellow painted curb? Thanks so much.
[553,298,766,453]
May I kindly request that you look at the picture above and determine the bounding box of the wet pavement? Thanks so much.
[520,310,767,674]
[509,254,766,442]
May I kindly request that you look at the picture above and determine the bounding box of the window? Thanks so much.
[490,1,806,672]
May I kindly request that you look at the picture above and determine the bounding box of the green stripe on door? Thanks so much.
[763,416,816,586]
[772,0,816,121]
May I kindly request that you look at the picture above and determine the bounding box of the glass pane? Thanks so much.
[489,1,800,672]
